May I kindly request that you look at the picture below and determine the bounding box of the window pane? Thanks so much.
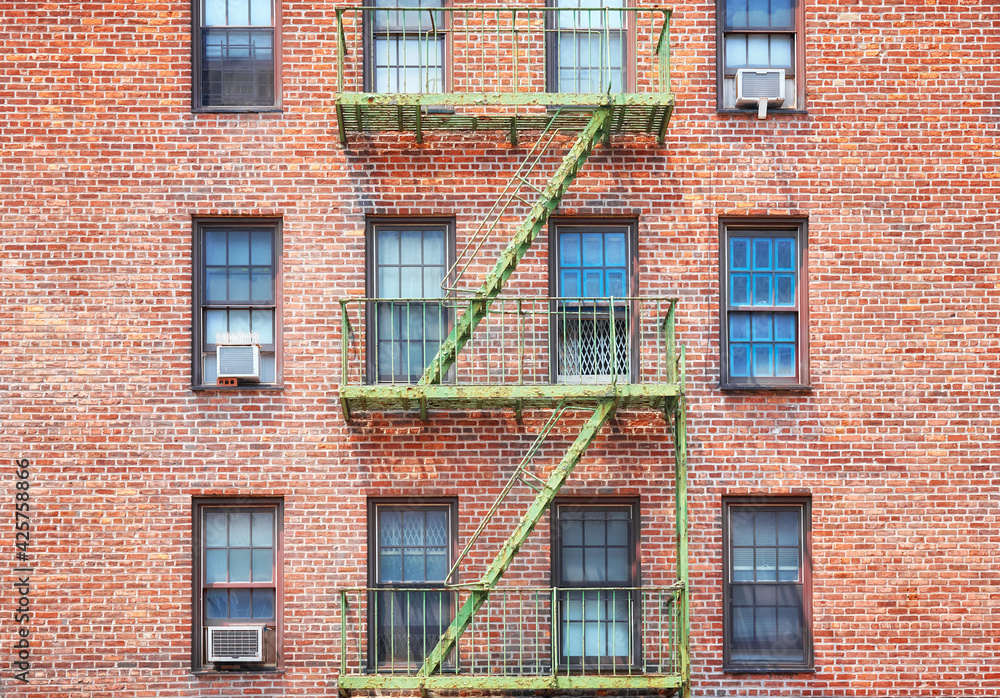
[229,513,251,546]
[607,547,628,581]
[732,548,754,581]
[561,270,581,298]
[730,344,751,377]
[605,232,626,266]
[250,267,273,302]
[229,549,251,582]
[380,511,401,546]
[775,344,796,377]
[205,309,228,346]
[730,237,750,269]
[229,0,249,24]
[249,0,271,25]
[778,547,799,581]
[251,309,274,344]
[726,0,747,27]
[747,0,769,27]
[753,344,773,376]
[730,273,751,305]
[606,270,626,297]
[751,313,773,341]
[253,589,276,619]
[206,512,228,547]
[560,233,581,266]
[582,233,604,266]
[747,34,770,66]
[773,313,796,341]
[205,229,228,264]
[562,519,583,545]
[378,229,400,266]
[729,312,751,342]
[425,511,447,546]
[583,270,603,297]
[206,267,228,301]
[423,229,444,265]
[378,266,399,298]
[771,0,794,28]
[755,511,776,545]
[776,511,799,545]
[228,268,251,301]
[562,547,584,582]
[203,354,218,382]
[228,230,250,265]
[755,548,777,581]
[770,34,793,68]
[252,548,273,582]
[725,34,747,69]
[583,547,606,582]
[403,549,424,581]
[426,551,448,581]
[206,589,228,618]
[206,549,228,583]
[380,548,401,582]
[732,606,754,641]
[230,589,253,618]
[775,274,795,305]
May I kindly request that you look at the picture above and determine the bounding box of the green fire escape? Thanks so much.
[334,5,687,697]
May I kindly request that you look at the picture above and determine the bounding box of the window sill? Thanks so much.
[723,664,815,674]
[719,382,811,391]
[716,108,808,117]
[192,106,284,115]
[191,384,285,392]
[193,667,285,677]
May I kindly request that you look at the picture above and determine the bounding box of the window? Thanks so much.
[719,219,808,388]
[553,502,638,667]
[723,497,812,672]
[369,501,456,668]
[547,0,631,93]
[551,221,636,382]
[368,220,454,384]
[193,499,283,670]
[193,0,278,108]
[717,0,804,110]
[366,0,447,93]
[193,220,281,388]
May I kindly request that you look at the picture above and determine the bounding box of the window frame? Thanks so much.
[363,0,452,94]
[548,219,639,384]
[191,0,282,111]
[365,218,456,385]
[719,218,809,389]
[550,499,641,670]
[192,497,284,673]
[715,0,806,113]
[722,496,813,673]
[367,498,459,671]
[192,218,283,390]
[545,0,636,94]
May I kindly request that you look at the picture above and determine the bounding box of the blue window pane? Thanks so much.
[206,589,228,619]
[752,344,773,376]
[253,589,275,619]
[726,0,747,27]
[731,273,751,305]
[206,230,228,264]
[753,274,772,305]
[774,313,796,341]
[729,312,751,342]
[604,233,626,266]
[583,270,603,297]
[752,313,773,341]
[771,0,794,28]
[561,270,580,298]
[230,589,253,618]
[250,230,271,265]
[775,274,795,305]
[378,229,399,265]
[560,233,581,266]
[752,238,772,270]
[423,229,444,265]
[730,344,751,377]
[775,344,796,376]
[582,233,604,266]
[730,238,751,270]
[774,238,795,270]
[228,230,250,266]
[605,270,626,297]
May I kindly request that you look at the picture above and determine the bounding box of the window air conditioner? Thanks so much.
[216,330,261,382]
[206,625,265,663]
[735,68,786,119]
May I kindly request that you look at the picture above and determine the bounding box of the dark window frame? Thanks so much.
[363,0,452,94]
[191,0,282,111]
[367,498,460,671]
[544,0,636,95]
[192,218,283,390]
[365,217,456,385]
[548,218,639,383]
[192,497,284,673]
[719,218,809,389]
[715,0,806,112]
[722,496,813,673]
[551,499,641,670]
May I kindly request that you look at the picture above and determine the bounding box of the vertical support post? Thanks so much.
[673,386,690,698]
[336,10,348,145]
[339,300,353,422]
[340,590,348,676]
[665,298,677,385]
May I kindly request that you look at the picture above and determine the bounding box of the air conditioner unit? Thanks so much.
[216,330,261,382]
[735,68,786,118]
[206,625,265,663]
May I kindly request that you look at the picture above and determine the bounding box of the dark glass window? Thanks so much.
[554,504,638,666]
[552,223,635,381]
[194,499,283,670]
[194,221,280,387]
[371,503,454,667]
[195,0,277,108]
[547,0,629,93]
[369,221,452,384]
[368,0,446,93]
[723,498,812,672]
[720,220,808,388]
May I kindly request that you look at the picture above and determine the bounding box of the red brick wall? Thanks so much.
[2,0,999,695]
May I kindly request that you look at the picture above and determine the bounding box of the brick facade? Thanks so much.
[3,0,999,696]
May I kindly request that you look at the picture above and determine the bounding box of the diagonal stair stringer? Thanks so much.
[417,399,618,677]
[419,107,613,386]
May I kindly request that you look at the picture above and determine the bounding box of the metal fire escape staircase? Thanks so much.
[334,6,687,696]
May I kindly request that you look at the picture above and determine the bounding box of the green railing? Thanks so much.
[338,296,680,389]
[338,585,684,684]
[335,6,672,98]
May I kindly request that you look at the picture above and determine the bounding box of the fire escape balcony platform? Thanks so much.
[340,381,681,415]
[339,673,683,693]
[335,93,674,140]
